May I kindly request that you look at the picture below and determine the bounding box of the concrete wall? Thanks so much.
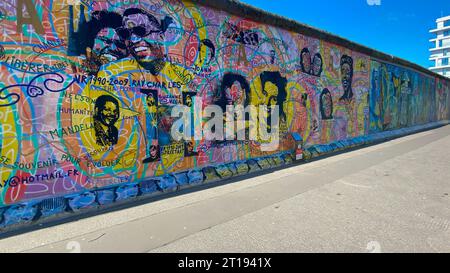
[0,0,449,229]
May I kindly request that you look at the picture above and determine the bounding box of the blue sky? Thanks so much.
[239,0,450,69]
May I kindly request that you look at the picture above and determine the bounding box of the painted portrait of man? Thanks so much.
[198,39,215,67]
[259,71,288,124]
[141,89,159,164]
[243,71,290,140]
[183,92,196,108]
[184,140,198,157]
[157,105,177,147]
[92,27,128,63]
[145,90,158,113]
[300,48,312,74]
[68,10,127,75]
[143,145,161,163]
[216,73,250,112]
[93,95,120,147]
[320,88,334,120]
[118,8,173,75]
[214,73,251,141]
[312,53,323,77]
[340,55,354,101]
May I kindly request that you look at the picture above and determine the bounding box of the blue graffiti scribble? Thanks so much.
[0,72,76,107]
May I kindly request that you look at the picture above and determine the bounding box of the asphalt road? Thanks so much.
[1,126,450,253]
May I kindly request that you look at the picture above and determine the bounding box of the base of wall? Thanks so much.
[1,120,449,236]
[303,121,450,160]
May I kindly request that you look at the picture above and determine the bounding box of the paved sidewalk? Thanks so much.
[1,126,450,253]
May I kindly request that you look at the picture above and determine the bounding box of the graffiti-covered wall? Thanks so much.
[0,0,449,227]
[369,61,443,133]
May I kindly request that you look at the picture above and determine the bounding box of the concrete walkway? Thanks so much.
[1,126,450,253]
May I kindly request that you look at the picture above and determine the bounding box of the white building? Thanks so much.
[430,15,450,77]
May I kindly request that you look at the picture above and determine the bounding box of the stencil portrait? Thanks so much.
[93,95,120,147]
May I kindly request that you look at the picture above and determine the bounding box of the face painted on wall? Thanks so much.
[93,95,120,147]
[99,101,119,126]
[158,106,175,133]
[147,93,155,107]
[341,62,353,91]
[185,95,192,107]
[319,88,334,120]
[270,50,276,64]
[121,12,164,64]
[146,93,157,113]
[263,81,279,106]
[301,93,308,107]
[187,141,194,153]
[197,39,215,67]
[301,51,311,73]
[312,54,322,76]
[93,28,127,62]
[150,145,158,158]
[198,43,207,63]
[225,81,245,105]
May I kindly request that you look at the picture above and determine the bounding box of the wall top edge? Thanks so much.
[191,0,450,82]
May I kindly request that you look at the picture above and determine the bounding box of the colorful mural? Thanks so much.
[0,0,449,227]
[369,61,439,133]
[436,77,450,121]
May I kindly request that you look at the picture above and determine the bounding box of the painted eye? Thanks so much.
[117,28,131,40]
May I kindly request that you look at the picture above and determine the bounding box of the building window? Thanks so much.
[445,20,450,27]
[445,30,450,37]
[443,58,449,66]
